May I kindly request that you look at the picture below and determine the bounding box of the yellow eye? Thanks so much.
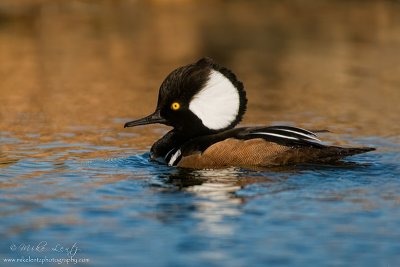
[171,102,180,110]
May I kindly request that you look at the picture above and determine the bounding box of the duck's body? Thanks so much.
[125,58,374,169]
[150,126,373,168]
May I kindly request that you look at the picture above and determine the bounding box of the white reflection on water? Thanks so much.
[186,168,242,236]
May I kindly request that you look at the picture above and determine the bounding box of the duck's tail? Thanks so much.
[315,146,375,163]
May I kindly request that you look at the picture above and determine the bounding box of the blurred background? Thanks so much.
[1,1,400,266]
[1,0,400,146]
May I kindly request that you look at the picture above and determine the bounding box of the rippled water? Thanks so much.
[2,134,400,267]
[1,1,400,267]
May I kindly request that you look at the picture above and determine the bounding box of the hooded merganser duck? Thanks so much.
[124,58,375,169]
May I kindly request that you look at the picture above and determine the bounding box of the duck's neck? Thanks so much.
[150,129,214,159]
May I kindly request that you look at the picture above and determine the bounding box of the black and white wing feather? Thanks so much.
[243,125,325,147]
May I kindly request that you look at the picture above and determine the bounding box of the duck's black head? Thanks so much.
[124,58,247,136]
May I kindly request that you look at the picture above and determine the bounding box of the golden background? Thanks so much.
[1,0,399,157]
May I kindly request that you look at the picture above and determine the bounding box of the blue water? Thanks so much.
[1,131,399,267]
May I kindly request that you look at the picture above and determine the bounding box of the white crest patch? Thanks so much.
[189,70,240,130]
